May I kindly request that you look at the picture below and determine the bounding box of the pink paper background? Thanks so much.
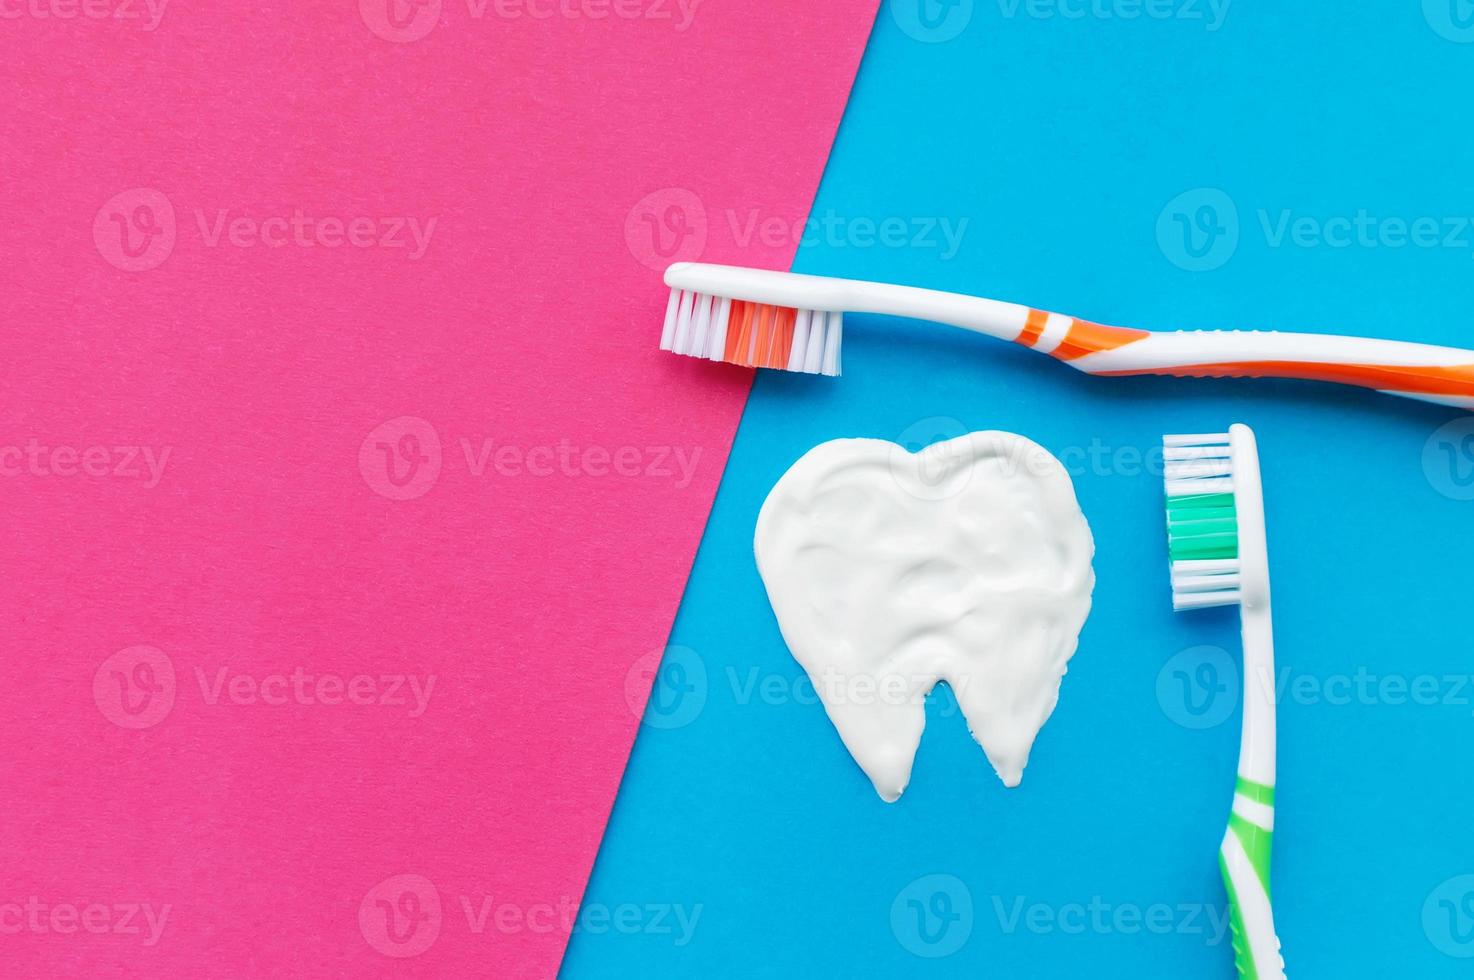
[0,3,876,975]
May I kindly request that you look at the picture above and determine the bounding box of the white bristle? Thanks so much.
[787,309,812,372]
[659,288,682,351]
[706,296,732,360]
[687,292,713,356]
[1171,558,1239,575]
[1173,590,1243,611]
[803,312,826,373]
[1163,445,1231,461]
[1164,433,1231,448]
[1164,459,1232,480]
[1165,433,1240,610]
[1172,572,1242,593]
[658,288,842,376]
[1166,476,1234,496]
[671,290,696,354]
[822,312,843,377]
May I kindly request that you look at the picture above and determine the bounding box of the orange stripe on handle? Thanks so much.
[1094,360,1474,398]
[1016,309,1049,347]
[1051,319,1152,361]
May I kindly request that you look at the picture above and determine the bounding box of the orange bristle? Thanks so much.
[772,306,797,368]
[726,300,753,363]
[743,302,762,366]
[735,302,798,369]
[753,304,775,366]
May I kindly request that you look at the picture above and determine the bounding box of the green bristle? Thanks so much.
[1168,492,1236,513]
[1166,492,1239,561]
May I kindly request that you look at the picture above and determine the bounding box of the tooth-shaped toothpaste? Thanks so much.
[754,433,1095,802]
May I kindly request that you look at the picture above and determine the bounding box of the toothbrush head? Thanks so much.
[658,287,843,375]
[1163,426,1265,612]
[659,262,844,375]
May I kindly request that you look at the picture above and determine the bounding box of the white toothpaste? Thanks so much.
[754,433,1095,802]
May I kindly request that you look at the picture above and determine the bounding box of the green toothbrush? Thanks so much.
[1164,424,1285,980]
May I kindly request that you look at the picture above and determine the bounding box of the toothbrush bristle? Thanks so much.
[658,288,842,376]
[1163,433,1242,611]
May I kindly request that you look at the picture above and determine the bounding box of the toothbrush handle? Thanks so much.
[1011,315,1474,408]
[1220,804,1284,980]
[1221,603,1284,979]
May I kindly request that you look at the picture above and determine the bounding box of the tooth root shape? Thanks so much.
[753,433,1096,803]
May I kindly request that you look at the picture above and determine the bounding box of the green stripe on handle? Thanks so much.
[1221,852,1259,980]
[1235,776,1275,806]
[1223,784,1277,979]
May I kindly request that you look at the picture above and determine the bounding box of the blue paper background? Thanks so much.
[565,2,1474,976]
